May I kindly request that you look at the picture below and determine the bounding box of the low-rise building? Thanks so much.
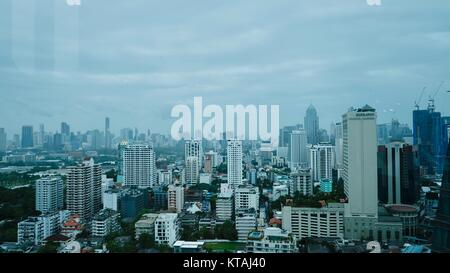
[135,213,159,240]
[173,241,205,253]
[91,209,121,238]
[235,209,258,241]
[154,213,180,247]
[247,227,298,253]
[216,192,234,221]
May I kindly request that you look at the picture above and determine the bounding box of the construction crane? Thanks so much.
[414,87,426,110]
[428,81,445,112]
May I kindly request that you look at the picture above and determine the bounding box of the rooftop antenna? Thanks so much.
[414,87,426,110]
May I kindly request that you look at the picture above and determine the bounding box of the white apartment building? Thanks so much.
[17,218,44,246]
[227,139,243,191]
[123,144,156,188]
[289,168,313,196]
[282,204,345,240]
[17,210,70,245]
[309,143,335,182]
[155,213,180,247]
[35,176,64,214]
[168,185,184,213]
[235,184,260,212]
[247,227,298,253]
[216,192,234,221]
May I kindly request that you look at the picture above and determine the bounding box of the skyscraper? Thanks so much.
[342,105,378,240]
[67,158,102,221]
[309,143,335,182]
[21,125,34,148]
[61,122,70,136]
[377,142,419,205]
[289,168,313,196]
[0,128,6,152]
[432,135,450,252]
[290,129,308,169]
[304,104,319,145]
[123,144,156,188]
[35,177,64,214]
[105,117,111,149]
[227,139,243,191]
[413,99,446,174]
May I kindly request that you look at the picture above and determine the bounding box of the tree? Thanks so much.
[138,233,155,249]
[38,242,59,253]
[215,220,237,241]
[199,226,214,239]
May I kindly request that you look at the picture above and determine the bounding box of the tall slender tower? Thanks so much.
[432,137,450,252]
[227,139,243,191]
[105,117,111,150]
[304,105,319,145]
[21,125,34,148]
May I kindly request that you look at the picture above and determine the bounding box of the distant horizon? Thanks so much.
[1,1,450,136]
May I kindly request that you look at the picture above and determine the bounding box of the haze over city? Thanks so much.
[1,0,450,135]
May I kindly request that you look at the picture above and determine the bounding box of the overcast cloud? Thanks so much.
[1,0,450,135]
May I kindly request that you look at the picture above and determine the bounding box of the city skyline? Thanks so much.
[1,1,450,135]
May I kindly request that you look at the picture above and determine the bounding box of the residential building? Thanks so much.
[35,176,64,214]
[309,143,335,182]
[235,184,259,212]
[123,144,156,188]
[216,192,234,221]
[66,158,102,221]
[154,213,181,247]
[227,139,243,191]
[168,184,185,213]
[135,213,159,240]
[289,168,313,196]
[91,209,121,238]
[236,209,258,241]
[185,156,199,186]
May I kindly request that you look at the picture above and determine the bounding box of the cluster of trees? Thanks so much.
[181,220,238,241]
[0,187,38,243]
[0,172,35,188]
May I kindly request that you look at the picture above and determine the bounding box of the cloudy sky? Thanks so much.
[1,0,450,136]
